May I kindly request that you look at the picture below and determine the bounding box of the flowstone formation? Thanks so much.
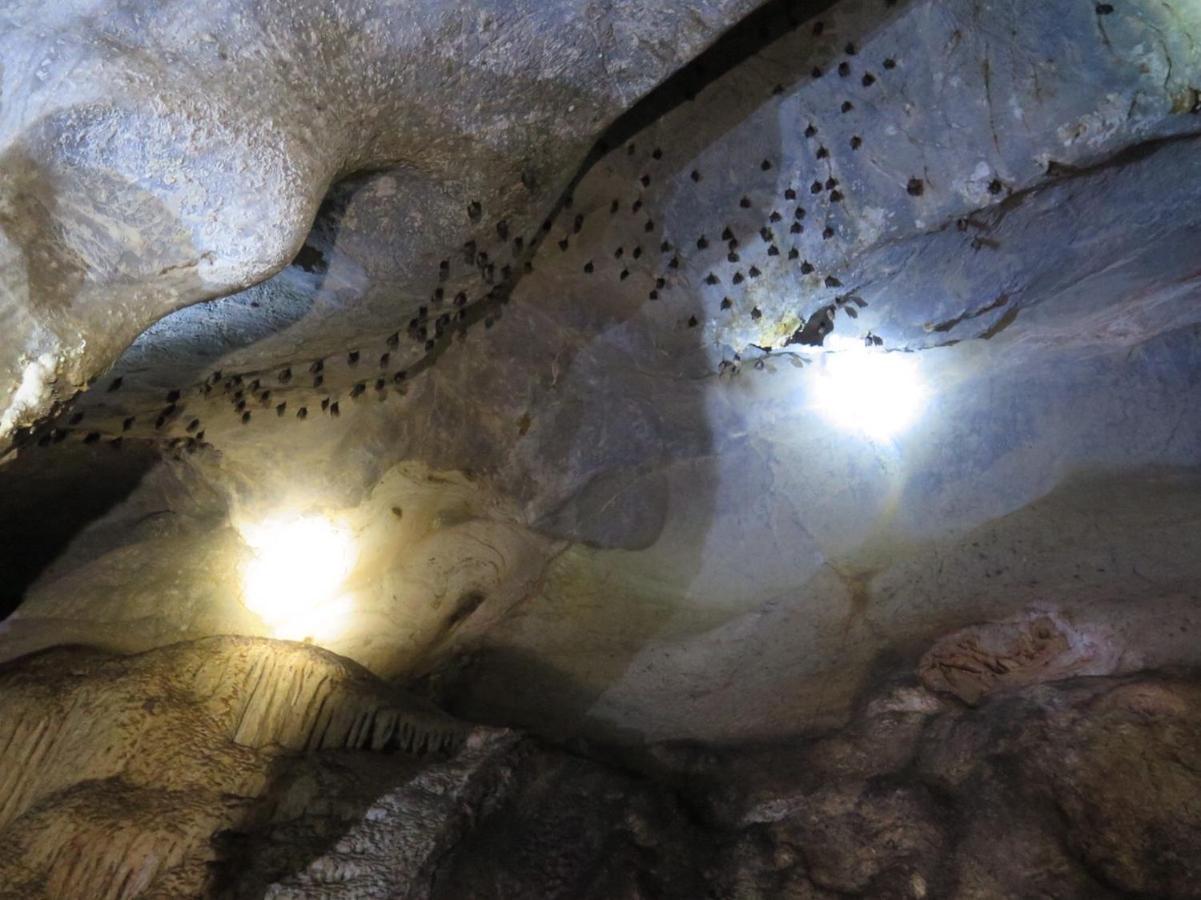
[1,635,1200,898]
[1,0,1201,895]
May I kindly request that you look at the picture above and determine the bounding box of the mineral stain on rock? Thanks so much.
[918,609,1123,704]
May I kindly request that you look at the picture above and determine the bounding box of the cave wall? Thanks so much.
[2,0,1199,744]
[0,0,765,443]
[0,0,1200,894]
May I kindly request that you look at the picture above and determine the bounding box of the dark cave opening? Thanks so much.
[0,443,159,620]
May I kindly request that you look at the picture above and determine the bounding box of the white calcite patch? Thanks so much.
[0,351,58,439]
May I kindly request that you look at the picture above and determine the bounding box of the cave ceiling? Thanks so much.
[0,0,1200,743]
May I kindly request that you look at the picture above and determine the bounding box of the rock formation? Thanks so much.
[1,636,1199,897]
[1,0,1200,894]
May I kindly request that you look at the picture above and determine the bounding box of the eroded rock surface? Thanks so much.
[0,0,762,444]
[1,636,1199,898]
[676,669,1201,898]
[917,608,1123,704]
[0,636,468,897]
[0,0,1200,894]
[1,0,1200,745]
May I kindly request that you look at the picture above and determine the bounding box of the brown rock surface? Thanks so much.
[917,609,1123,704]
[1,635,1199,898]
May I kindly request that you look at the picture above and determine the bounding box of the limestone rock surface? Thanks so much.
[2,636,1200,898]
[0,0,761,445]
[0,0,1200,893]
[3,0,1201,746]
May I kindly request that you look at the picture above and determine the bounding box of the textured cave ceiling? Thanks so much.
[1,0,1201,895]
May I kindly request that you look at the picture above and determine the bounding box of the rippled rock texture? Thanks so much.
[0,637,469,897]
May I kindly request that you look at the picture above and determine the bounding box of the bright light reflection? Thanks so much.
[238,514,357,641]
[811,348,927,441]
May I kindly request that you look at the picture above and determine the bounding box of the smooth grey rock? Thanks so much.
[0,0,760,445]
